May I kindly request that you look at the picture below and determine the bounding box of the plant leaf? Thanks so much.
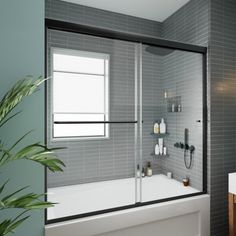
[6,216,30,234]
[9,130,33,153]
[0,111,21,128]
[0,131,33,164]
[0,180,9,195]
[0,76,46,126]
[0,219,12,235]
[1,186,29,203]
[0,211,30,236]
[0,75,63,235]
[0,144,11,163]
[1,190,55,210]
[0,143,65,172]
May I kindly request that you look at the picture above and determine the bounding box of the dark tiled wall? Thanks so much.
[45,0,162,37]
[45,0,163,188]
[161,0,209,46]
[46,1,204,190]
[209,1,236,235]
[162,0,236,235]
[45,1,236,235]
[160,0,209,191]
[46,1,204,191]
[46,0,236,236]
[141,45,203,190]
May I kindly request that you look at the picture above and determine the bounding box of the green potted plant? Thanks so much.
[0,76,65,236]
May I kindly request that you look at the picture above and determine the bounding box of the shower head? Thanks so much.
[145,46,174,56]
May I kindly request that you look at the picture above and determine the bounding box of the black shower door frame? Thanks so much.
[45,18,208,224]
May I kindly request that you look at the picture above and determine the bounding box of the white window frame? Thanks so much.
[49,47,110,141]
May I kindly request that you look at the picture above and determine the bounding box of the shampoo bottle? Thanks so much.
[154,122,160,134]
[171,103,175,112]
[155,144,160,155]
[163,146,167,155]
[142,167,145,177]
[160,118,166,134]
[159,145,163,155]
[159,138,163,155]
[137,164,140,178]
[146,162,152,177]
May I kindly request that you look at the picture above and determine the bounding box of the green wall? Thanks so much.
[0,0,45,235]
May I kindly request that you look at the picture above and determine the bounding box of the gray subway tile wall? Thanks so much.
[161,0,209,46]
[209,1,236,235]
[160,0,211,232]
[46,0,236,235]
[45,0,163,188]
[46,1,204,192]
[159,50,203,190]
[47,29,137,187]
[141,45,203,190]
[162,0,236,235]
[141,46,163,175]
[45,0,162,38]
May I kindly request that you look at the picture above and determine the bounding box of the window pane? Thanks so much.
[53,72,105,113]
[53,114,106,138]
[54,124,105,137]
[53,52,105,75]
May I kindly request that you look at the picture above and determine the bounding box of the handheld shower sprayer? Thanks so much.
[174,128,195,169]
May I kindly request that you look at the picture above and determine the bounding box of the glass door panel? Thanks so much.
[46,29,139,220]
[140,44,203,203]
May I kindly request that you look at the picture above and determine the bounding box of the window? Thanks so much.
[50,48,109,139]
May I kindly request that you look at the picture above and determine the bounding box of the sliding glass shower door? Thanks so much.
[46,27,205,222]
[46,29,140,220]
[140,44,204,203]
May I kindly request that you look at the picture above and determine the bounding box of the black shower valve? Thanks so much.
[185,144,189,150]
[190,145,195,153]
[174,142,180,148]
[174,142,185,149]
[174,142,194,152]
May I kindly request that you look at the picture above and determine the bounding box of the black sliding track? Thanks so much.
[45,19,207,54]
[45,18,208,225]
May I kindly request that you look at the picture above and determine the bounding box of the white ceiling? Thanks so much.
[62,0,190,22]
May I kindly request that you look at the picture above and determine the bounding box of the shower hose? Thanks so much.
[184,149,193,169]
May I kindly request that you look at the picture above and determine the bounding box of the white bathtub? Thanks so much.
[47,174,199,220]
[46,174,209,236]
[45,194,210,236]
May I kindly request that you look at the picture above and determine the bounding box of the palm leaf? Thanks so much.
[0,143,65,172]
[0,143,11,161]
[5,216,30,235]
[8,131,33,153]
[0,180,9,195]
[0,193,54,210]
[0,76,63,236]
[0,131,33,164]
[0,182,55,211]
[1,186,29,203]
[0,211,30,236]
[0,111,21,128]
[0,76,46,127]
[1,192,54,210]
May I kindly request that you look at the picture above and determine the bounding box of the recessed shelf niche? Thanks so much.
[167,96,182,113]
